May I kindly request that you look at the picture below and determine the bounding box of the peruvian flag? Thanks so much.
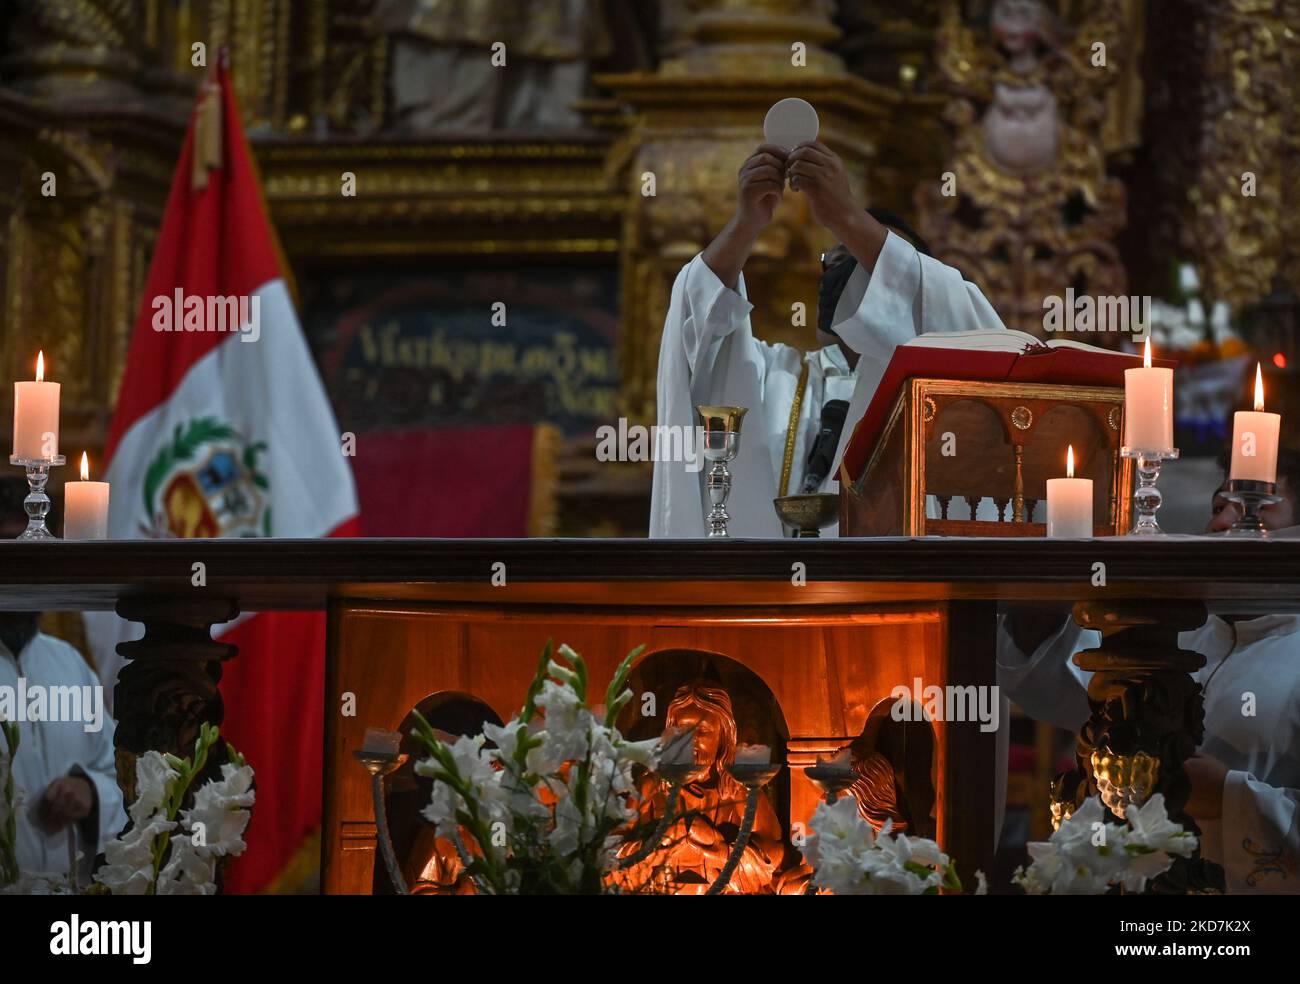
[85,56,359,893]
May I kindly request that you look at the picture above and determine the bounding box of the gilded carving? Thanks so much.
[1185,0,1300,310]
[918,1,1130,336]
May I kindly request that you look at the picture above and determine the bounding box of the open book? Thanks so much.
[905,328,1138,355]
[838,329,1176,482]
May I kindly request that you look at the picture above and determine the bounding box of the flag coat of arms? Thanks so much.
[86,57,360,893]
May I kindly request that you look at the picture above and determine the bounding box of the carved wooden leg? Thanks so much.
[1055,600,1225,893]
[112,598,239,806]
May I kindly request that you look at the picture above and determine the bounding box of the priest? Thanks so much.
[650,140,1007,538]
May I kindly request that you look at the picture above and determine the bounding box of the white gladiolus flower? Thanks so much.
[1013,794,1194,895]
[96,815,176,895]
[181,762,255,857]
[130,751,180,826]
[1123,793,1197,857]
[156,835,218,895]
[411,645,675,892]
[803,799,949,895]
[94,736,256,896]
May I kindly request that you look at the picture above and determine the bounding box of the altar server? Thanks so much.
[650,141,1007,538]
[998,448,1300,893]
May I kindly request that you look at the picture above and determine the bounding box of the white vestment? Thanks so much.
[998,613,1300,894]
[650,230,1007,537]
[1,632,125,883]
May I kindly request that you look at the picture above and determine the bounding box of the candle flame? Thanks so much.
[1067,444,1075,478]
[1254,362,1265,412]
[36,350,44,382]
[1142,337,1152,369]
[80,451,89,481]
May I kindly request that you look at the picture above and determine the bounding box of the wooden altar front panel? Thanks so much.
[322,597,995,894]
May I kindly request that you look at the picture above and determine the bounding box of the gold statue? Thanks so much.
[617,682,782,894]
[849,750,912,833]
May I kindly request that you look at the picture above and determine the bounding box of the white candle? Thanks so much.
[12,351,60,460]
[1047,444,1093,538]
[64,452,110,540]
[1229,364,1280,483]
[1123,338,1173,450]
[733,743,771,765]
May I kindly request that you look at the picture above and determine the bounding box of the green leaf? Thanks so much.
[519,639,553,722]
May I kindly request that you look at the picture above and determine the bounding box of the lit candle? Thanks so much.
[1047,445,1093,538]
[12,351,60,460]
[64,452,110,540]
[1229,364,1280,483]
[733,743,771,765]
[1123,338,1173,451]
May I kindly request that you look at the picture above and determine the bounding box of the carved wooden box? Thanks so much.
[840,378,1135,537]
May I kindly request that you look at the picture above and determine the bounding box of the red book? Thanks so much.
[838,331,1177,481]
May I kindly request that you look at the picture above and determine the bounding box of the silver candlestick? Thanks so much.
[9,454,65,540]
[696,405,747,538]
[614,761,692,872]
[806,761,858,804]
[803,757,857,894]
[704,761,781,896]
[354,732,409,896]
[1120,446,1179,535]
[1220,478,1282,537]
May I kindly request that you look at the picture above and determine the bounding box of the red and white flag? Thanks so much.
[86,57,359,893]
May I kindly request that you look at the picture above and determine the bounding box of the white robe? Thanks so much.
[1,632,125,884]
[998,613,1300,894]
[650,230,1007,538]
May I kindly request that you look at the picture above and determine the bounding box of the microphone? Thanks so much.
[800,399,850,494]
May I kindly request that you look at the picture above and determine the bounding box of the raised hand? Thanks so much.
[702,144,791,288]
[735,143,790,232]
[786,141,858,237]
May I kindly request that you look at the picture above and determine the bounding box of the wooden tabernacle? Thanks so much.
[841,378,1135,537]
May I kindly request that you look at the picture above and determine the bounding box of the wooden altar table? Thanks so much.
[2,537,1298,893]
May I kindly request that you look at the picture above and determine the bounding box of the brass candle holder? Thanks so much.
[773,492,840,538]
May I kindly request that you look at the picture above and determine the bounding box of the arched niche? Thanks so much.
[849,696,938,840]
[374,691,503,895]
[925,398,1014,499]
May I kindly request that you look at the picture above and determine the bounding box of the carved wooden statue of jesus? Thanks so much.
[616,682,783,894]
